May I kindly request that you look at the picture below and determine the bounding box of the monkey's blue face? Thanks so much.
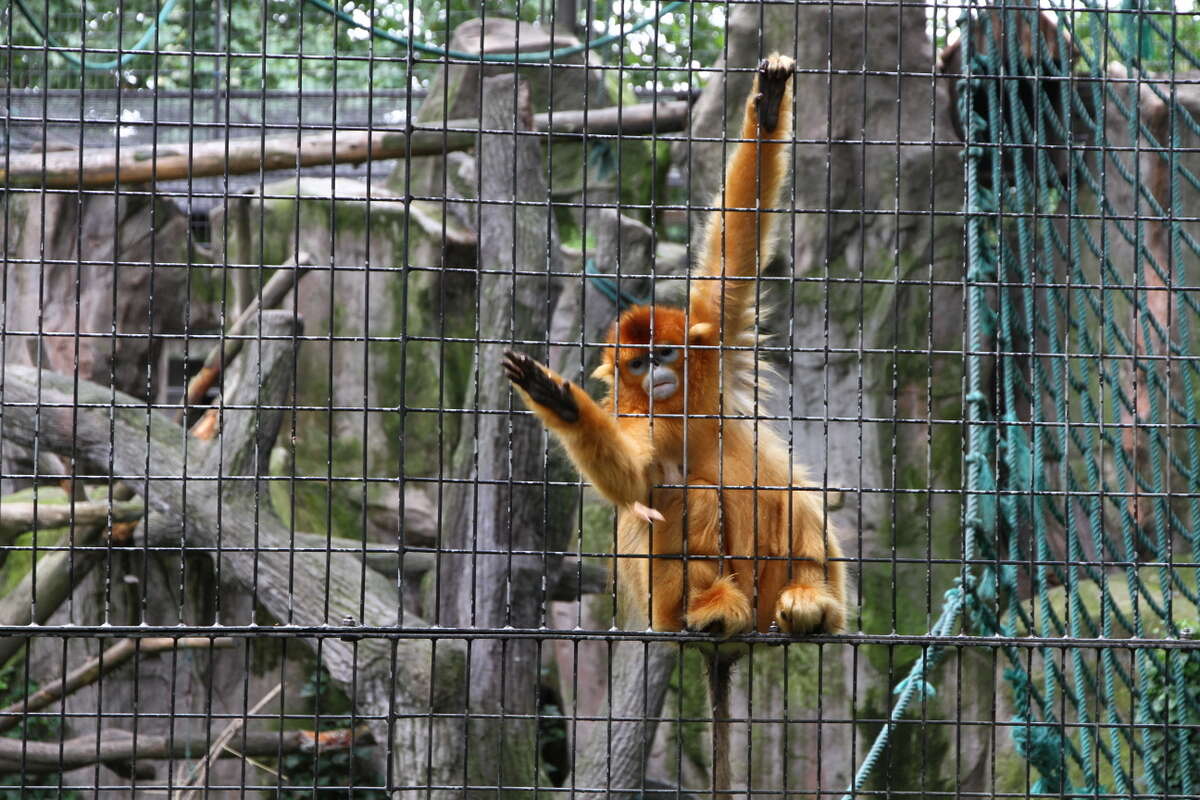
[625,346,681,400]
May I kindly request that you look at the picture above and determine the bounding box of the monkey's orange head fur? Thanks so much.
[591,304,719,416]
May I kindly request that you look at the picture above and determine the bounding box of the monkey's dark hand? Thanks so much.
[503,351,580,423]
[755,54,795,133]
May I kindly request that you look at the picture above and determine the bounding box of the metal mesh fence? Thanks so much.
[2,0,1200,797]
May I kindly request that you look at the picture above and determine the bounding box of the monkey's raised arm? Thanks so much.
[689,54,795,344]
[503,351,654,511]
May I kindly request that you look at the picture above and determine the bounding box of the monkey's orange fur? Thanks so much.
[509,55,845,636]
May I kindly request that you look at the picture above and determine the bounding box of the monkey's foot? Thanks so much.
[686,576,753,638]
[755,53,796,133]
[774,583,845,635]
[502,350,580,422]
[630,501,665,524]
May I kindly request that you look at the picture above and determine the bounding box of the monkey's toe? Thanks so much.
[774,584,845,635]
[686,576,753,639]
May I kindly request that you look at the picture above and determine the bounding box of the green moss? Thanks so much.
[0,529,68,597]
[580,498,615,557]
[278,428,367,540]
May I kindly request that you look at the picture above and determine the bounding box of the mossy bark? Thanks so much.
[208,177,475,543]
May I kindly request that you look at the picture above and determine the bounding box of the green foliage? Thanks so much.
[6,0,711,92]
[273,666,385,798]
[1143,645,1200,797]
[0,660,80,799]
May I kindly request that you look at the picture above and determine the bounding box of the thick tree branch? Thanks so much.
[1,101,690,189]
[0,637,234,733]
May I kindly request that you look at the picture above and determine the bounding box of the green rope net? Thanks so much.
[850,4,1200,797]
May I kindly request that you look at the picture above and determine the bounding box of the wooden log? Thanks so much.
[436,74,566,796]
[0,315,469,798]
[0,516,109,667]
[1,101,690,189]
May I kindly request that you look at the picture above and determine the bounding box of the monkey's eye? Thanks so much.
[626,358,649,376]
[655,347,679,364]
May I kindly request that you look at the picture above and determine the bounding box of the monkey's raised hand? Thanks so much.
[502,351,580,423]
[754,54,795,134]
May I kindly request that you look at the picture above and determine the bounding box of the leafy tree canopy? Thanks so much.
[4,0,724,94]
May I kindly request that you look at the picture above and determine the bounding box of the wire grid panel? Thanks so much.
[2,0,1199,797]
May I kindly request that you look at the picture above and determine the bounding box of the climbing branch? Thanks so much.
[0,637,234,733]
[1,100,690,189]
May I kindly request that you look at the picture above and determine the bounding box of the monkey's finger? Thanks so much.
[755,54,795,132]
[631,501,665,524]
[502,350,538,386]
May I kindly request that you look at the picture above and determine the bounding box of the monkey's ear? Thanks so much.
[688,322,716,344]
[591,362,615,383]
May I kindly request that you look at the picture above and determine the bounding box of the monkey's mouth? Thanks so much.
[644,373,678,401]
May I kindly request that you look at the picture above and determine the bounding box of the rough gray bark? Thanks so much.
[570,641,679,799]
[0,190,194,400]
[0,637,232,732]
[437,73,566,796]
[0,313,469,798]
[0,524,105,667]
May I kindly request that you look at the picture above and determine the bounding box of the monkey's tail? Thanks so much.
[707,653,735,798]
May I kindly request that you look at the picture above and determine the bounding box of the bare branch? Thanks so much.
[0,637,234,733]
[0,725,374,774]
[0,498,143,541]
[179,251,313,419]
[174,683,282,798]
[0,101,690,189]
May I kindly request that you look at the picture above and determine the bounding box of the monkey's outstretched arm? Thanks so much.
[503,351,657,517]
[689,54,795,343]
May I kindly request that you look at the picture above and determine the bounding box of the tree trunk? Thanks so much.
[437,73,568,797]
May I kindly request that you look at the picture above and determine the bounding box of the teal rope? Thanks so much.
[299,0,684,63]
[12,0,181,70]
[838,582,967,800]
[584,259,651,310]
